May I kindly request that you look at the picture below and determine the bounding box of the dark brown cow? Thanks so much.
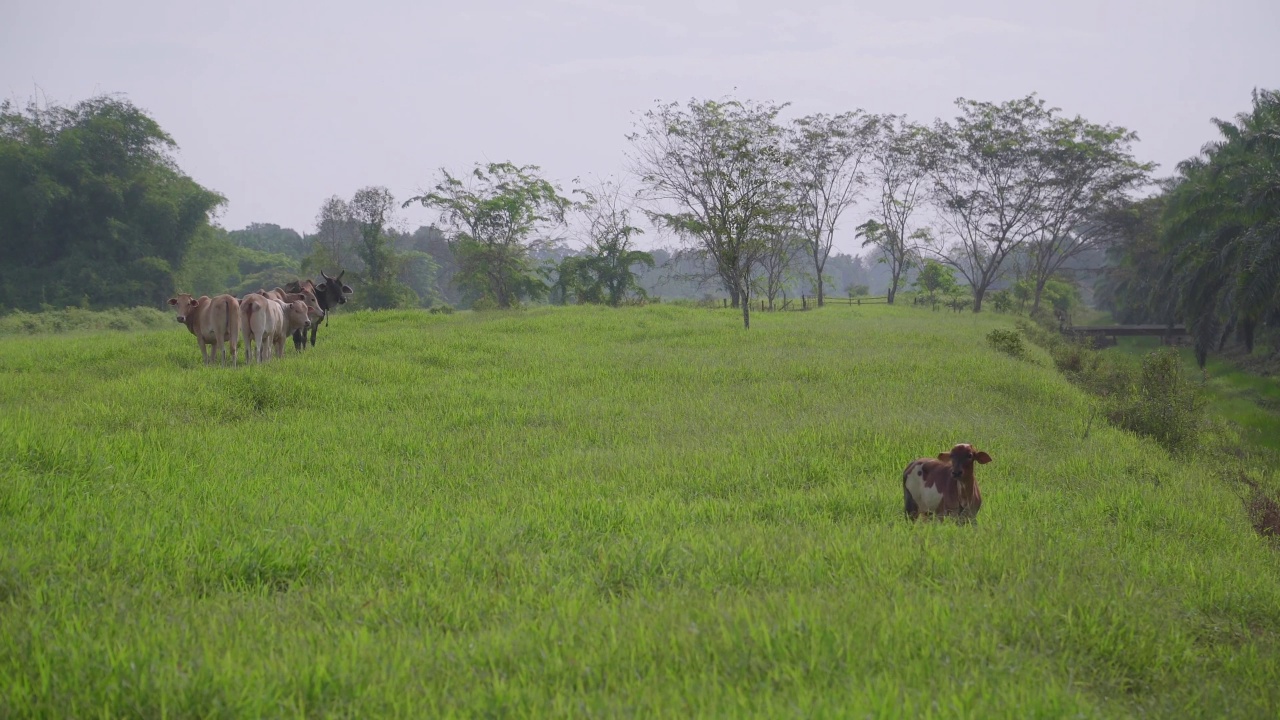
[285,270,352,349]
[902,443,992,522]
[168,293,240,367]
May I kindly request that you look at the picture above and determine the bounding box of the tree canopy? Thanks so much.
[0,94,225,310]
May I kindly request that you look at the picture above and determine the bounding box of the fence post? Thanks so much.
[723,298,727,309]
[802,295,807,310]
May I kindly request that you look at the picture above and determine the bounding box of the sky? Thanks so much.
[4,0,1279,254]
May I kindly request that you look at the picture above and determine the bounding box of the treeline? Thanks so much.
[1095,89,1280,367]
[0,91,1148,321]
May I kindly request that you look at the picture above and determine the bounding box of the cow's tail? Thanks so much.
[242,301,256,363]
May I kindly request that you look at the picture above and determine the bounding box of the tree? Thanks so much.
[754,226,806,310]
[350,186,399,284]
[912,260,958,309]
[790,111,878,306]
[404,162,573,308]
[858,116,933,304]
[0,94,224,309]
[628,97,793,329]
[1094,194,1176,324]
[1022,116,1153,310]
[307,196,360,275]
[927,95,1057,312]
[1163,88,1280,366]
[573,180,655,306]
[228,223,310,260]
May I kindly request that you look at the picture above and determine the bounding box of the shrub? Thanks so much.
[429,304,455,315]
[1108,348,1206,452]
[986,329,1026,359]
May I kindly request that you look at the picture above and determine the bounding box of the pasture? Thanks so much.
[1,304,1278,717]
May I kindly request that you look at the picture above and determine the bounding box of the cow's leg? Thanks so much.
[199,339,211,365]
[308,322,318,348]
[292,329,304,352]
[904,485,919,521]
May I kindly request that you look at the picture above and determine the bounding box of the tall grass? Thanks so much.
[1,304,1278,717]
[0,306,171,335]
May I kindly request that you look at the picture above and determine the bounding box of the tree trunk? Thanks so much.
[972,286,986,313]
[740,283,751,329]
[815,272,825,307]
[729,283,740,308]
[1031,276,1047,311]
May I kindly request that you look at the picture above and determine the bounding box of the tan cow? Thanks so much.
[239,293,284,364]
[272,300,312,359]
[168,293,240,367]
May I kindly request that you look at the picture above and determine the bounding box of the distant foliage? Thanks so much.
[0,94,224,310]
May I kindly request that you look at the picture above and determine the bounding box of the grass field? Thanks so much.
[2,304,1278,717]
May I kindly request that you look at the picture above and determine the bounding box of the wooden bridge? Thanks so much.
[1067,324,1188,347]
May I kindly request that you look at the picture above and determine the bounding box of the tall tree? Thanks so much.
[405,162,573,308]
[574,180,655,306]
[628,97,793,329]
[307,196,360,275]
[790,111,879,306]
[927,95,1056,312]
[1164,88,1280,365]
[0,94,224,309]
[857,116,932,304]
[1022,116,1153,310]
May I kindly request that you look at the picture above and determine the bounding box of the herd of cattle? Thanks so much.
[167,270,354,365]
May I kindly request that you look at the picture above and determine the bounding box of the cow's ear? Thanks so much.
[316,283,328,292]
[936,452,951,462]
[167,298,178,305]
[974,451,992,464]
[341,285,353,294]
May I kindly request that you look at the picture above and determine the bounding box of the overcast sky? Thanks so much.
[4,0,1278,254]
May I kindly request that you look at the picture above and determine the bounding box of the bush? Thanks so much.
[986,329,1026,359]
[1108,348,1206,452]
[429,304,455,315]
[1016,319,1206,453]
[989,290,1014,313]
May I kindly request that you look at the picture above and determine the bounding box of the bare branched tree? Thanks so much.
[628,97,794,329]
[790,111,879,306]
[857,116,933,304]
[927,95,1057,312]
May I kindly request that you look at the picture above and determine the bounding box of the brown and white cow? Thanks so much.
[902,443,992,522]
[168,293,240,367]
[239,293,284,364]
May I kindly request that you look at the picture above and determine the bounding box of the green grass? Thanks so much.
[2,304,1278,717]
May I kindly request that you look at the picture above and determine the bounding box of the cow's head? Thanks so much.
[316,270,354,308]
[293,289,325,323]
[285,300,312,330]
[167,294,199,324]
[937,443,992,479]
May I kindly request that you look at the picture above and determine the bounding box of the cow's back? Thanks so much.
[207,294,240,342]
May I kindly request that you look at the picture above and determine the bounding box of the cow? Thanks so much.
[285,270,353,349]
[260,287,324,346]
[168,293,240,367]
[239,293,284,364]
[274,300,313,359]
[902,443,992,523]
